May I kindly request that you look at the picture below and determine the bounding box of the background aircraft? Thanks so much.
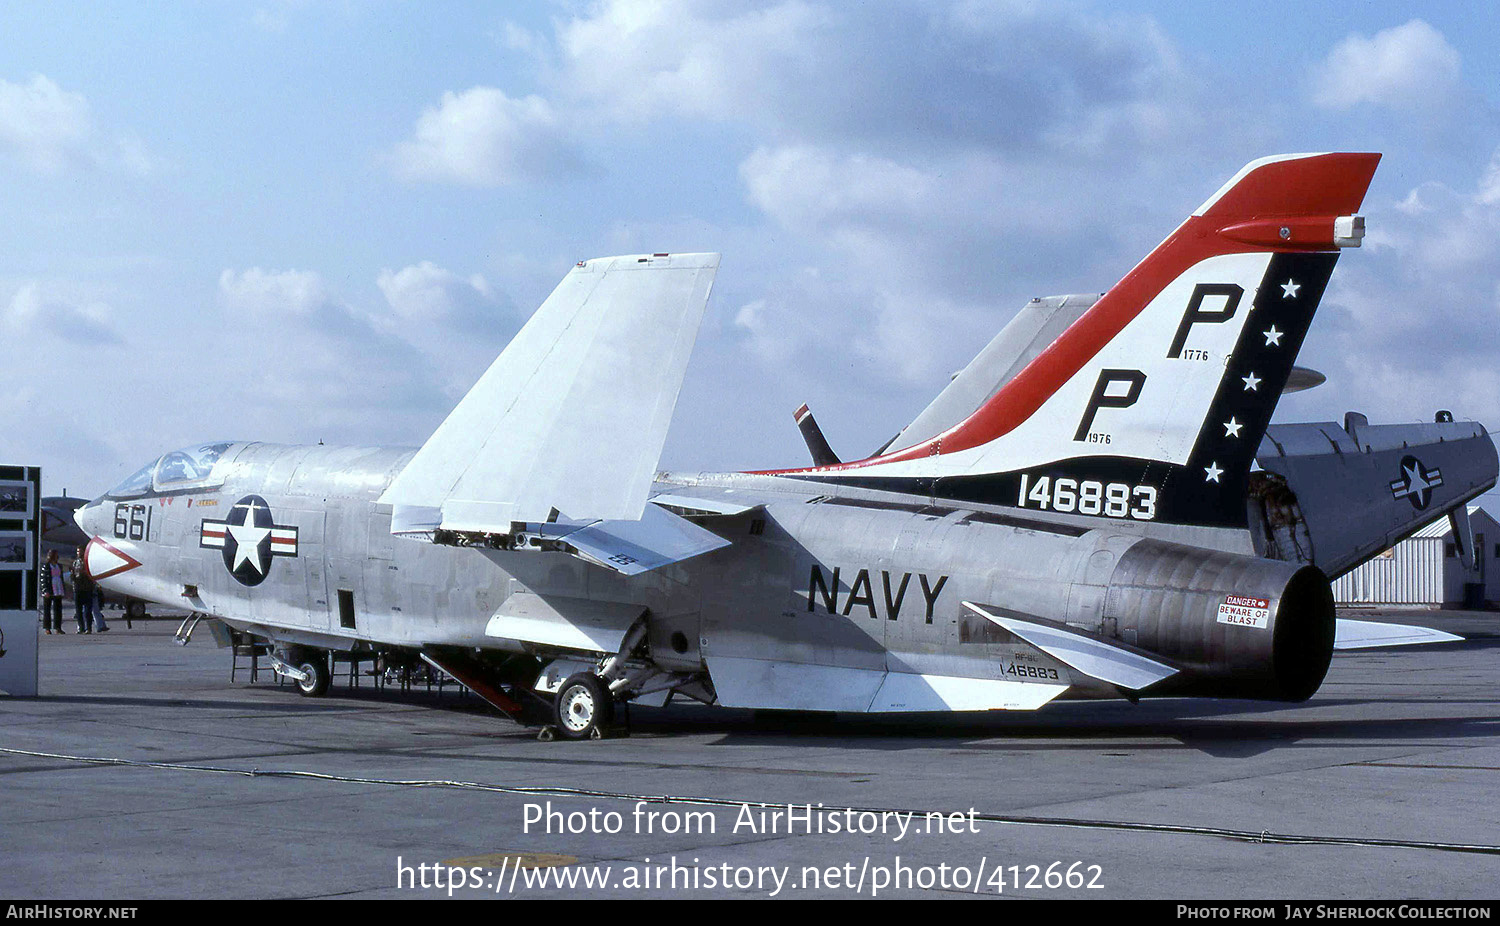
[77,152,1495,739]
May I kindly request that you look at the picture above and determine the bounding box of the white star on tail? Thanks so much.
[1263,325,1283,347]
[227,499,271,575]
[1242,372,1261,391]
[1204,462,1223,483]
[1281,279,1300,299]
[1223,417,1243,438]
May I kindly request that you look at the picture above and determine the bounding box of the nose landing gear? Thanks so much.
[270,647,331,697]
[295,656,331,697]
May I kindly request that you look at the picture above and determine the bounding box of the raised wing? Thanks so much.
[380,253,719,535]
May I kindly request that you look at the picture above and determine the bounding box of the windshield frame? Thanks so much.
[151,441,236,492]
[102,441,240,501]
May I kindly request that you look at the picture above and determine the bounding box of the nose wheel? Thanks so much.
[295,656,331,697]
[553,673,614,740]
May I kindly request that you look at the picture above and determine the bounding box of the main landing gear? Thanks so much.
[551,673,615,740]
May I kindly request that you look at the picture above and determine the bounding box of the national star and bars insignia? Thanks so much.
[1389,455,1444,511]
[200,494,299,586]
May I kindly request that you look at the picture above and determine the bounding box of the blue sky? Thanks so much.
[3,1,1499,510]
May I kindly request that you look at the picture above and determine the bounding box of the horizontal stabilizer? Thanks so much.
[1334,618,1463,650]
[964,601,1179,691]
[485,592,646,653]
[380,252,719,534]
[517,504,731,576]
[647,492,761,518]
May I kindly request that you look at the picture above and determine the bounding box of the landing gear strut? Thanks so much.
[553,673,614,739]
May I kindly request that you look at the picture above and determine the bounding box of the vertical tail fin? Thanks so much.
[780,153,1381,529]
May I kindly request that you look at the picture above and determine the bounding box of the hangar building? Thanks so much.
[1333,506,1500,607]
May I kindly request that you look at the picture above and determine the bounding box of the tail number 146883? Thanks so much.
[1017,474,1157,520]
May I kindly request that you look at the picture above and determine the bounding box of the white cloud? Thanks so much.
[373,261,518,398]
[739,146,935,232]
[211,266,452,434]
[553,0,827,126]
[218,267,330,315]
[1478,156,1500,208]
[218,262,516,408]
[1310,19,1462,112]
[376,261,495,324]
[390,86,582,186]
[0,75,92,172]
[3,281,119,344]
[543,1,1201,159]
[0,74,152,174]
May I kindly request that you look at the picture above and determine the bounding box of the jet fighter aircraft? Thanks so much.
[77,153,1497,738]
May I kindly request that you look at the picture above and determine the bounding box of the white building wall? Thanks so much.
[1333,507,1500,607]
[1333,537,1444,605]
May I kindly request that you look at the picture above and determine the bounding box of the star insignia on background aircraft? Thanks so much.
[1263,325,1283,346]
[1281,279,1300,299]
[1389,455,1445,510]
[1223,417,1243,438]
[1204,462,1223,483]
[200,495,298,586]
[1242,372,1261,391]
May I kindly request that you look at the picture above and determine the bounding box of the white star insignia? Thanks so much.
[1242,372,1261,391]
[1263,325,1283,347]
[1223,417,1243,438]
[1403,462,1433,494]
[1281,279,1300,299]
[226,500,271,575]
[1204,462,1223,483]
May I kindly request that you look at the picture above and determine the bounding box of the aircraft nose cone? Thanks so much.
[76,500,106,539]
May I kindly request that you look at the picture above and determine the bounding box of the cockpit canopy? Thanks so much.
[105,441,238,499]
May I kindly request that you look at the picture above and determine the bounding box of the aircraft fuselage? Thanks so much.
[80,440,1335,712]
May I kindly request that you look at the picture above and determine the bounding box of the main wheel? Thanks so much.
[554,673,614,739]
[296,655,331,697]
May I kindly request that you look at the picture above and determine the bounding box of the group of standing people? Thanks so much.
[38,547,109,635]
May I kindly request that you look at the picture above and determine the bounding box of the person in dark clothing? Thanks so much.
[39,550,65,634]
[72,547,107,633]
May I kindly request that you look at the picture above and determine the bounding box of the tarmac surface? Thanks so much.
[1,608,1497,899]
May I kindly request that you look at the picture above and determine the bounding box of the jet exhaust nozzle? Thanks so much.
[1099,541,1335,701]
